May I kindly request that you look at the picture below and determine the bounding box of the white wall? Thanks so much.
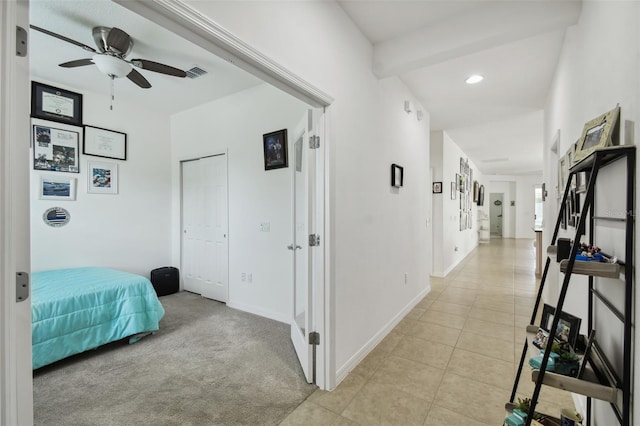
[30,80,172,277]
[170,83,307,323]
[431,130,486,276]
[180,1,432,382]
[488,174,542,240]
[543,1,639,422]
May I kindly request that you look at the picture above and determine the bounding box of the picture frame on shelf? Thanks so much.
[573,105,620,163]
[83,125,127,160]
[39,176,76,201]
[391,163,403,187]
[31,81,83,126]
[432,181,442,193]
[263,128,288,170]
[32,124,80,173]
[541,304,582,350]
[87,161,118,194]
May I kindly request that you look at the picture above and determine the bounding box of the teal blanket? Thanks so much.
[32,267,165,369]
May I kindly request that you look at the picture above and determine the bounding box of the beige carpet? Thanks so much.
[33,291,316,425]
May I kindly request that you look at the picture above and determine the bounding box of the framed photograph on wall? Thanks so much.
[451,182,457,200]
[84,125,127,160]
[32,124,80,173]
[39,176,76,201]
[87,161,118,194]
[263,128,288,170]
[391,164,404,187]
[31,81,83,126]
[432,181,442,193]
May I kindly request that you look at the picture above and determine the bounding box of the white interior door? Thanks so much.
[1,0,33,423]
[291,110,317,383]
[181,155,229,302]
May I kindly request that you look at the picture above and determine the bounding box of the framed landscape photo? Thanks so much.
[573,106,620,163]
[87,161,118,194]
[39,176,76,201]
[263,129,288,170]
[31,81,83,126]
[32,124,80,173]
[84,125,127,160]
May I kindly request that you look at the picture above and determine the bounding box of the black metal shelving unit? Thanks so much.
[508,146,635,426]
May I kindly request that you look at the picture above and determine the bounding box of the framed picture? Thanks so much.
[87,161,118,194]
[576,171,589,193]
[541,304,582,349]
[573,106,620,163]
[31,81,83,126]
[39,176,76,201]
[432,181,442,193]
[451,182,457,200]
[84,125,127,160]
[391,164,404,187]
[477,185,485,206]
[473,181,479,201]
[263,129,288,170]
[32,124,80,173]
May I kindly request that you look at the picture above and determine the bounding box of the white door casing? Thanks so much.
[181,155,229,302]
[0,0,33,424]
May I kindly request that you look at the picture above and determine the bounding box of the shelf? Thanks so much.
[504,403,561,426]
[531,370,619,403]
[570,145,635,173]
[559,259,620,278]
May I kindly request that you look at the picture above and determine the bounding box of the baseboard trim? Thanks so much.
[226,301,290,325]
[334,285,431,385]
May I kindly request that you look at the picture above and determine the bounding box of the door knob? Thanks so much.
[295,245,302,250]
[287,244,294,250]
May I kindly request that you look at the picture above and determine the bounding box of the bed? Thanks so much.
[32,267,165,369]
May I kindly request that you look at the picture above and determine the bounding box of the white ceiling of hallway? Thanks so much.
[29,0,581,175]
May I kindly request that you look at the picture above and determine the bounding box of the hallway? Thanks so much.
[281,238,574,425]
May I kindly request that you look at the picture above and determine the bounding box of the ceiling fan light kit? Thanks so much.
[92,54,132,78]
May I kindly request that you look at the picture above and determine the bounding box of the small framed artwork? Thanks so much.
[84,125,127,160]
[451,182,457,200]
[541,303,582,349]
[477,185,485,206]
[31,81,83,126]
[432,181,442,193]
[473,181,479,201]
[39,176,76,201]
[33,124,80,173]
[573,106,620,163]
[87,161,118,194]
[391,164,404,187]
[263,129,288,170]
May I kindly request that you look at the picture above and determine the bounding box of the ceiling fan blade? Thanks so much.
[59,58,94,68]
[127,69,152,89]
[106,27,132,55]
[131,59,187,78]
[30,25,96,53]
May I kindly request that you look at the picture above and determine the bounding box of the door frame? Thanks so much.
[116,1,334,390]
[0,0,33,423]
[179,152,229,301]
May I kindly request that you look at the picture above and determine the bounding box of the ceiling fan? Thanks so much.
[30,25,187,89]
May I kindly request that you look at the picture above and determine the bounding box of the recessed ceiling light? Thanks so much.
[465,74,484,84]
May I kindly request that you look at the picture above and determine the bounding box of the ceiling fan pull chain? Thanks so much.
[110,76,115,111]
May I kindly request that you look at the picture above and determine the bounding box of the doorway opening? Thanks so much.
[490,193,504,237]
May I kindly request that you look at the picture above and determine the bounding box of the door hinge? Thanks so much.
[309,331,320,345]
[309,135,320,149]
[16,272,29,302]
[16,26,27,57]
[309,234,320,246]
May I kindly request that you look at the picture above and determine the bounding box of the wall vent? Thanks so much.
[185,66,208,79]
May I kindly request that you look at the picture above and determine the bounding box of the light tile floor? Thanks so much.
[280,238,575,426]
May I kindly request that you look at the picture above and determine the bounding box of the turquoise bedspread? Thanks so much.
[32,267,165,369]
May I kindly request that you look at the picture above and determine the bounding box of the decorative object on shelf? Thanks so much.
[83,125,127,160]
[32,124,80,173]
[262,129,288,170]
[541,304,581,350]
[450,182,456,200]
[42,207,70,227]
[573,105,620,163]
[31,81,83,126]
[432,181,442,193]
[391,163,404,188]
[87,161,118,194]
[529,348,580,377]
[39,176,76,201]
[560,409,583,426]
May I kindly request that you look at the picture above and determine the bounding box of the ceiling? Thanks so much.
[29,0,262,116]
[338,0,582,175]
[29,0,582,176]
